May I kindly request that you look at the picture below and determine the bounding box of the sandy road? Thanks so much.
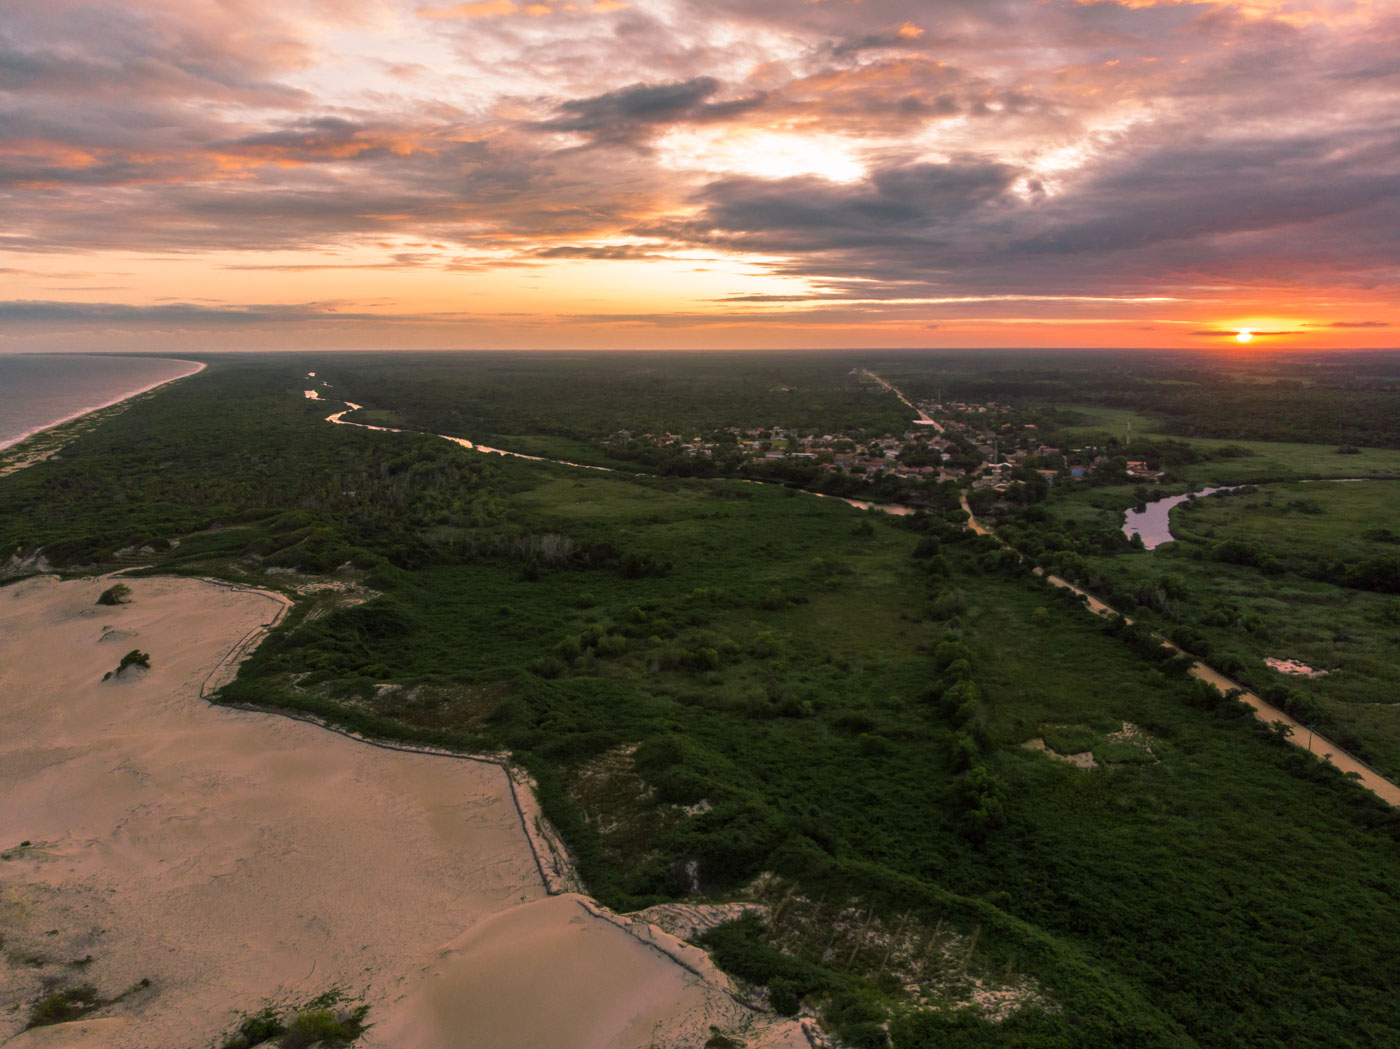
[957,494,1400,807]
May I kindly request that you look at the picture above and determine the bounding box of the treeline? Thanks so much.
[878,352,1400,449]
[299,351,912,448]
[0,364,505,572]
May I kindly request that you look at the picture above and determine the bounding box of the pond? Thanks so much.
[1122,486,1240,549]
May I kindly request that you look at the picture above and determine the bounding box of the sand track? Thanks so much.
[0,575,791,1049]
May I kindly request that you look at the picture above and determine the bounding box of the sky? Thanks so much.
[1,0,1397,351]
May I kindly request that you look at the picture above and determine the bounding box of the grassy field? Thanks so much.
[1053,404,1400,482]
[1024,473,1400,780]
[1172,480,1400,563]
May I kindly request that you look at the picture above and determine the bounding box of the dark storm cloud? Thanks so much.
[0,9,309,106]
[637,107,1400,301]
[529,77,765,144]
[1011,132,1400,258]
[533,244,662,260]
[830,24,931,59]
[216,118,407,163]
[651,160,1019,255]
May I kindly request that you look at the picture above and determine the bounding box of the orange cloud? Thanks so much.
[418,1,518,19]
[417,0,625,17]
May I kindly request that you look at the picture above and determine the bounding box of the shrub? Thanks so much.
[28,985,100,1028]
[96,583,131,605]
[220,1008,285,1048]
[280,1008,355,1049]
[105,649,152,680]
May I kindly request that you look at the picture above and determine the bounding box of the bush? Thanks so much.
[105,649,152,680]
[97,583,131,605]
[1042,725,1095,755]
[220,1008,285,1048]
[280,1008,355,1049]
[28,985,100,1028]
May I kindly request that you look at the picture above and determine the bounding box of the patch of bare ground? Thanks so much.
[2,550,54,578]
[1105,721,1158,752]
[1265,656,1328,677]
[1023,722,1160,770]
[739,875,1054,1023]
[1021,737,1098,770]
[625,902,772,943]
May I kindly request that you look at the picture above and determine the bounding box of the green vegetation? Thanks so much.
[318,351,912,456]
[23,977,152,1030]
[1015,479,1400,779]
[217,991,368,1049]
[96,582,131,605]
[102,649,152,680]
[27,984,100,1027]
[104,649,151,682]
[873,349,1400,449]
[5,351,1400,1048]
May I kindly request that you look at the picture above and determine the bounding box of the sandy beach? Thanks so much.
[0,359,205,479]
[0,575,790,1049]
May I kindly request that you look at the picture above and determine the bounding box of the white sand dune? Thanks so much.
[0,575,788,1049]
[365,894,757,1049]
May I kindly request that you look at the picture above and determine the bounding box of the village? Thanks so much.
[601,376,1167,493]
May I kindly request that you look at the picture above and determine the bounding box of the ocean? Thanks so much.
[0,354,203,451]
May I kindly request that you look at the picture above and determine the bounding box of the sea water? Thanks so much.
[0,354,202,450]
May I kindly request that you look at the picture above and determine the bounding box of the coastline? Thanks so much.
[0,358,205,477]
[0,356,205,452]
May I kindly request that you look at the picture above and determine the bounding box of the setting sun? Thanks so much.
[1235,330,1254,343]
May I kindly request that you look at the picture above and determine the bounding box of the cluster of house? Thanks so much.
[605,427,960,481]
[922,398,1168,488]
[604,401,1166,489]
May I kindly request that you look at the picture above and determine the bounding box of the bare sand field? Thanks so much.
[0,575,793,1049]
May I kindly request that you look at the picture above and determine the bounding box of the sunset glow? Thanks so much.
[1,0,1397,351]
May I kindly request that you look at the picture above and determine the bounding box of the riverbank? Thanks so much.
[0,359,205,479]
[0,574,799,1049]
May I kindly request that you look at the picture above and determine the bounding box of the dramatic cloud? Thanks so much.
[530,77,766,141]
[1,0,1397,348]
